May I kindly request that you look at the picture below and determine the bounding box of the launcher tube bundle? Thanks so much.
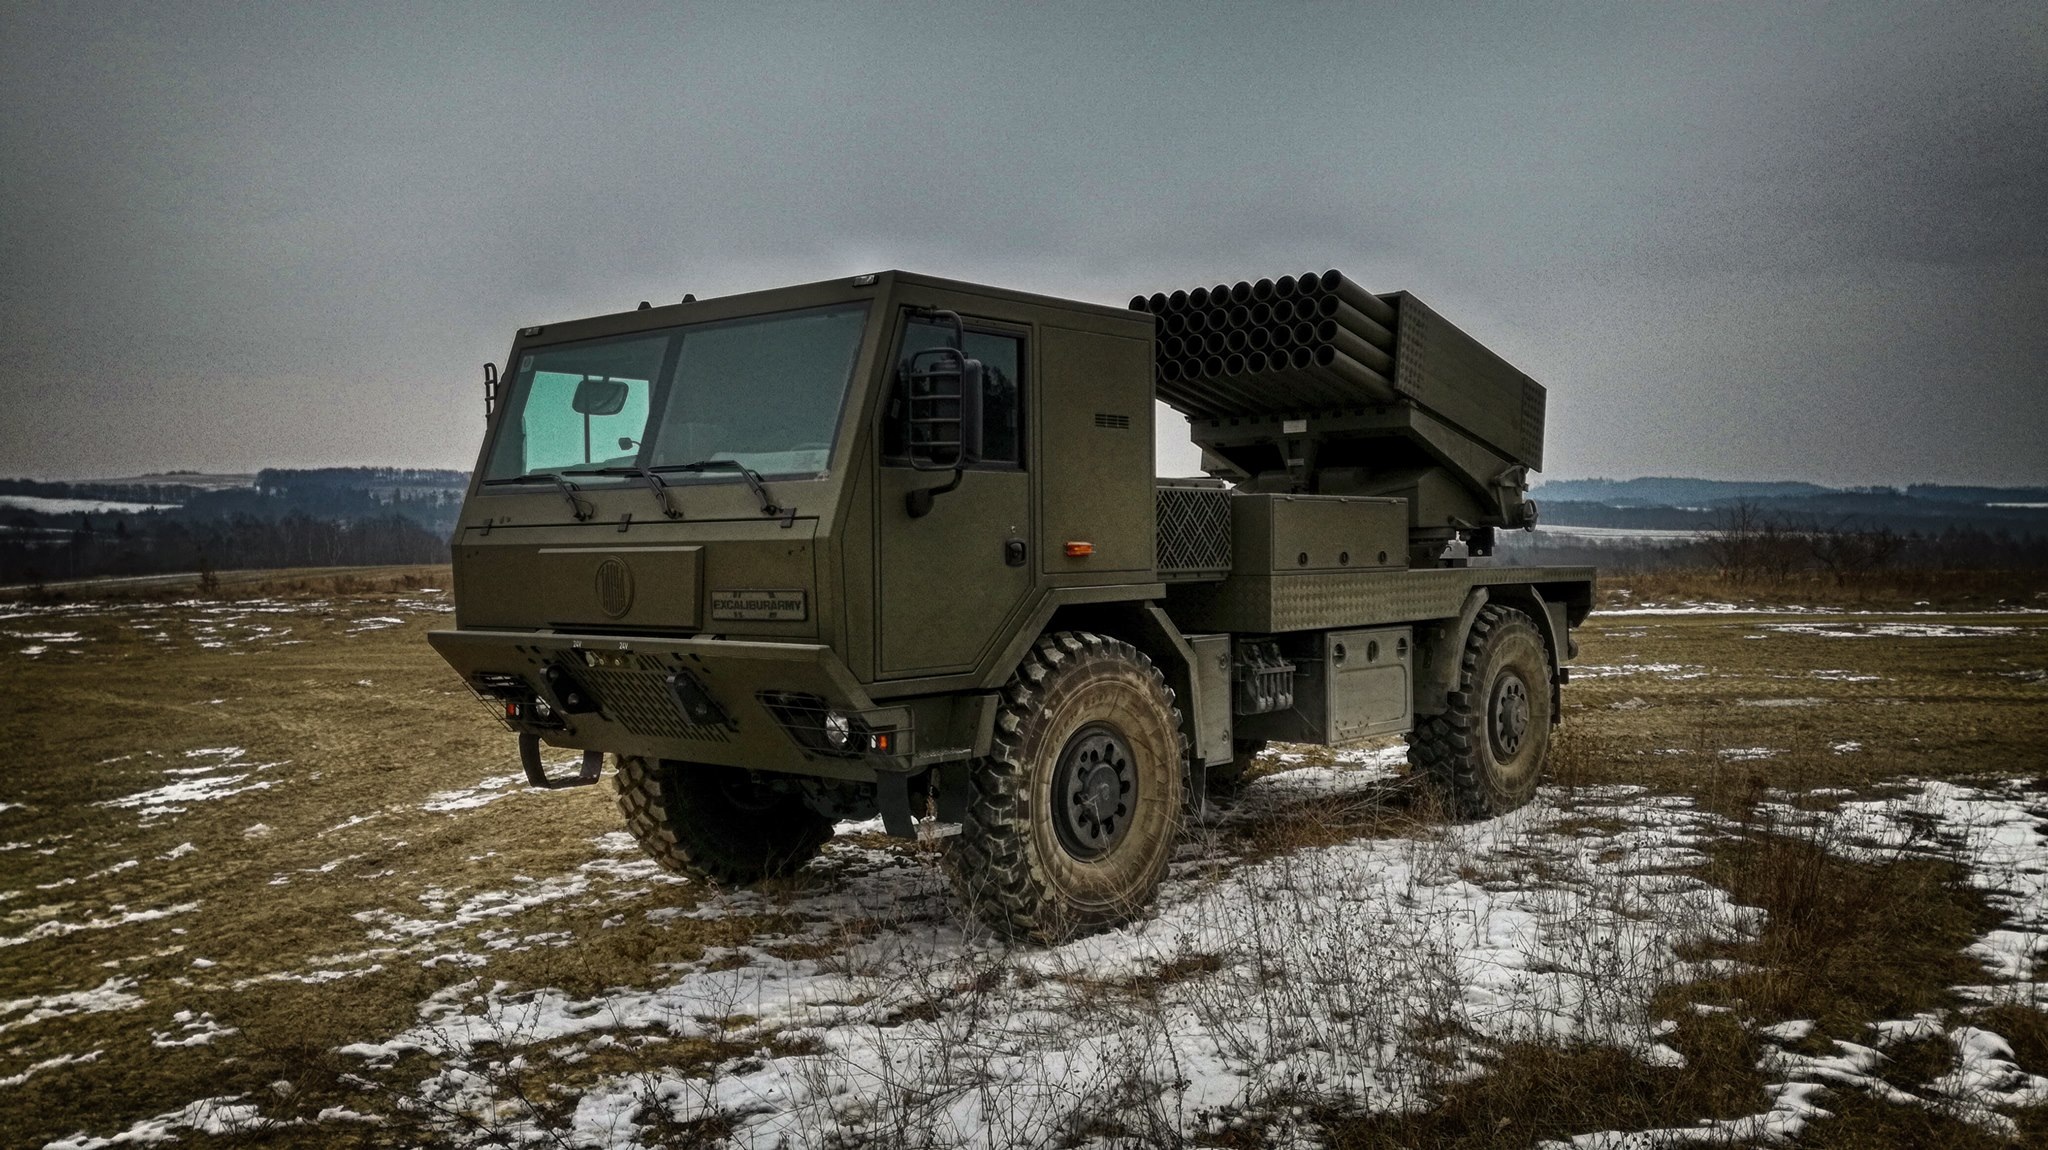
[1132,269,1545,559]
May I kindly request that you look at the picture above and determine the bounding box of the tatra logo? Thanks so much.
[594,558,634,619]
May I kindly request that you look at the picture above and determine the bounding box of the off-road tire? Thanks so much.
[614,756,834,884]
[1407,605,1554,819]
[944,632,1188,942]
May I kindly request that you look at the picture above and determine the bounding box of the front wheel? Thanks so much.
[944,632,1187,942]
[615,756,834,884]
[1408,605,1554,819]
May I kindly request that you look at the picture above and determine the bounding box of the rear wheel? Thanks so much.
[615,756,834,884]
[944,632,1187,942]
[1408,605,1553,819]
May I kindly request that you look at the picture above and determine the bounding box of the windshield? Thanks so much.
[483,303,868,484]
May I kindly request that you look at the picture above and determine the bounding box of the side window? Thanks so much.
[885,319,1024,467]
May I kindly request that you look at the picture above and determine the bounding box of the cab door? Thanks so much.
[874,309,1033,678]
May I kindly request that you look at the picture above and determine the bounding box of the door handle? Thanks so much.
[1005,539,1026,567]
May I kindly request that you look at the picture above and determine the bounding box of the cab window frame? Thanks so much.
[880,310,1028,472]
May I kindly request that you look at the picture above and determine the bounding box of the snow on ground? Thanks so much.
[1548,779,2048,1148]
[1,1049,102,1089]
[419,773,531,814]
[150,1010,239,1048]
[327,766,1765,1148]
[0,494,179,514]
[1561,662,1707,680]
[312,769,2048,1148]
[1601,603,2047,618]
[42,1096,299,1149]
[1529,525,1714,542]
[0,593,450,655]
[24,741,2048,1147]
[93,747,285,825]
[1762,621,2024,640]
[0,977,146,1036]
[2,904,203,951]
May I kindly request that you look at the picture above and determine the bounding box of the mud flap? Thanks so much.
[876,767,965,841]
[518,733,603,789]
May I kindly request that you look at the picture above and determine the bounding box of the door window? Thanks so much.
[885,319,1024,467]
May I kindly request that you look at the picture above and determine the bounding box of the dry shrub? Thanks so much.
[1602,566,2046,612]
[1685,818,1998,1031]
[1311,1019,1769,1148]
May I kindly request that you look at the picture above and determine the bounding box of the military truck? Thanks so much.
[429,269,1593,941]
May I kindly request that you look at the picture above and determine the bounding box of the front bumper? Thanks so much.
[427,628,911,780]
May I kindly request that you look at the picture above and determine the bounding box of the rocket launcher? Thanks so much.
[1132,270,1545,563]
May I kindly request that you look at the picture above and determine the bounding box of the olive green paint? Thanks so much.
[432,270,1593,788]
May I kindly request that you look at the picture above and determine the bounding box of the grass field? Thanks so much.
[1,569,2044,1147]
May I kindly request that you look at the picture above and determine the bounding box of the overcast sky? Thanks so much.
[2,1,2043,486]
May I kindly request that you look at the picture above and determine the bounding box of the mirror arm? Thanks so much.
[905,466,964,519]
[909,308,966,351]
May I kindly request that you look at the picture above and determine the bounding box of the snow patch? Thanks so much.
[151,1010,240,1048]
[0,977,145,1035]
[0,1049,101,1088]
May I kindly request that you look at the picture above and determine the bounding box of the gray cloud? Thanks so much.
[2,1,2042,484]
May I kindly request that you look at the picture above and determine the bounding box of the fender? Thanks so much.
[1413,588,1489,717]
[1416,585,1567,722]
[1486,584,1568,722]
[1039,599,1225,806]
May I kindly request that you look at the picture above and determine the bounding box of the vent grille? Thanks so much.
[1520,378,1547,471]
[581,659,730,742]
[1156,483,1232,576]
[1094,412,1131,430]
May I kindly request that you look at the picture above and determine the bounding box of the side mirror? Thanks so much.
[900,348,984,471]
[572,377,629,416]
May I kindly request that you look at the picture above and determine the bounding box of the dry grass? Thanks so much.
[8,563,453,605]
[1557,609,2048,793]
[1302,1023,1770,1149]
[1599,565,2048,612]
[2,579,2045,1146]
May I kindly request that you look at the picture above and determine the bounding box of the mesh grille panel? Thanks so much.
[1156,484,1232,576]
[582,660,731,743]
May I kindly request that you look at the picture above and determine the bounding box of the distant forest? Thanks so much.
[1500,521,2048,574]
[1529,478,2048,538]
[0,468,470,586]
[2,513,449,585]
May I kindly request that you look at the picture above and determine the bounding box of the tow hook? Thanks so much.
[518,733,604,789]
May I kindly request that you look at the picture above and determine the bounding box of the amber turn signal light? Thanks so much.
[1064,541,1094,557]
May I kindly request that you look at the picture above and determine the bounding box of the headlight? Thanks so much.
[822,711,853,749]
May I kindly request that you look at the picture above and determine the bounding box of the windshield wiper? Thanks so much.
[481,472,593,521]
[648,461,791,524]
[560,467,685,520]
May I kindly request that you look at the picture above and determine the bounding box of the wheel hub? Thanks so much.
[1052,723,1136,860]
[1489,673,1531,759]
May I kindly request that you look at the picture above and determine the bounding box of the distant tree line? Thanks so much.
[253,466,469,492]
[0,477,213,504]
[1502,506,2048,579]
[1538,495,2048,536]
[1,512,448,586]
[1700,502,2048,586]
[175,485,462,535]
